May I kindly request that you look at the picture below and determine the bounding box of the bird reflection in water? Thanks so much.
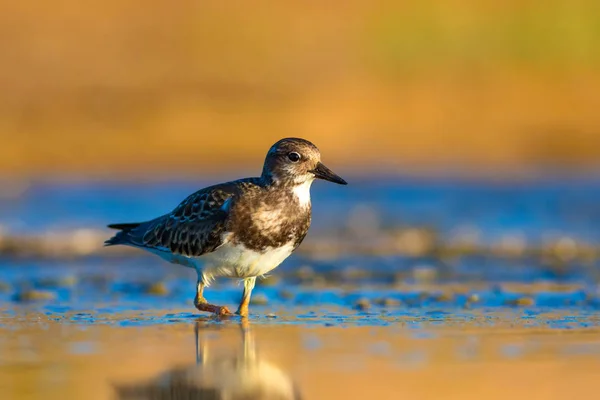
[115,320,302,400]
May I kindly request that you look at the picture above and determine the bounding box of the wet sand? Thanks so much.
[2,309,600,400]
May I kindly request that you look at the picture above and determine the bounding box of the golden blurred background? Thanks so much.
[2,0,600,179]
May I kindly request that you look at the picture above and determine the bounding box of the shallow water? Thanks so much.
[2,257,600,399]
[3,178,600,399]
[3,315,600,400]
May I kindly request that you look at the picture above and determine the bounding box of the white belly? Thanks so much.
[198,240,295,281]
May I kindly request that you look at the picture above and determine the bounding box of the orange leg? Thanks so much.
[236,277,256,317]
[194,280,232,316]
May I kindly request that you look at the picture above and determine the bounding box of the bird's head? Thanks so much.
[261,138,347,187]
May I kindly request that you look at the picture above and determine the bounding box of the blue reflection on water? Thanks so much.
[2,177,600,243]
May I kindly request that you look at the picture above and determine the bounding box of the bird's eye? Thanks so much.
[287,152,301,162]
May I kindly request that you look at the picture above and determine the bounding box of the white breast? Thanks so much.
[292,179,313,208]
[198,239,295,282]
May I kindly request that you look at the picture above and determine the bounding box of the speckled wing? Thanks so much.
[109,183,238,257]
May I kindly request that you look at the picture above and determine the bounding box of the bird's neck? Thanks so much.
[260,174,314,208]
[290,179,313,208]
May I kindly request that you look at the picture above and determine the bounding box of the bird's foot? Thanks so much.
[235,306,249,318]
[195,302,232,316]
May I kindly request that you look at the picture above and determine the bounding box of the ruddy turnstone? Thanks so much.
[105,138,347,317]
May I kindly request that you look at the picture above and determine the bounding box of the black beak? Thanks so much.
[311,162,347,185]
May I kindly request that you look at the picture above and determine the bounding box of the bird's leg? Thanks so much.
[194,278,232,316]
[236,277,256,317]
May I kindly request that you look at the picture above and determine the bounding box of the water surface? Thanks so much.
[2,178,600,399]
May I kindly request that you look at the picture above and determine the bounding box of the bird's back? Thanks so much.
[104,178,264,258]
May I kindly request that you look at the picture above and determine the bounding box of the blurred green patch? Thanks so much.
[365,1,600,73]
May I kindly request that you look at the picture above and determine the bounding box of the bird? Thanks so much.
[105,138,347,317]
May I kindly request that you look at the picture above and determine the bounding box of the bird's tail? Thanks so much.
[104,222,142,246]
